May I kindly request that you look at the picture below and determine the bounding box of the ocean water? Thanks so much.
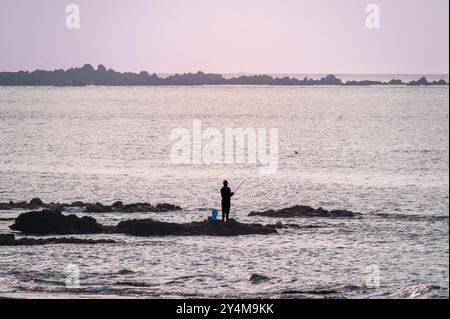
[0,85,448,299]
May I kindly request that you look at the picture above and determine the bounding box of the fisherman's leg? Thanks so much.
[224,205,230,222]
[221,204,226,222]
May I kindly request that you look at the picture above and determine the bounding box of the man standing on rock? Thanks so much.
[221,180,234,223]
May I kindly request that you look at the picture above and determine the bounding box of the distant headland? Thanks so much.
[0,64,448,87]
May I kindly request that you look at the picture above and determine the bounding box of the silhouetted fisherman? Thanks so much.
[221,180,234,222]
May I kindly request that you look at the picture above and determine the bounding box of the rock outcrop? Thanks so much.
[249,274,271,284]
[9,209,105,235]
[265,222,324,229]
[0,198,181,213]
[116,218,277,237]
[0,233,115,246]
[109,202,182,213]
[249,205,360,218]
[0,200,38,210]
[9,210,277,237]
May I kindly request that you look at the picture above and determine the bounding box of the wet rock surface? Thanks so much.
[118,269,135,275]
[249,205,361,218]
[9,210,277,237]
[281,285,368,296]
[266,222,325,229]
[116,218,277,237]
[249,274,271,284]
[9,209,105,235]
[0,233,116,246]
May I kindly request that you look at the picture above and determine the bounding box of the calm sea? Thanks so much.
[0,84,448,298]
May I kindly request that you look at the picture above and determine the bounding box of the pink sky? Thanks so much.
[0,0,448,74]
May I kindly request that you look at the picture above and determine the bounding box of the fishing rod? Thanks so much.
[236,181,265,193]
[234,180,247,194]
[230,180,247,219]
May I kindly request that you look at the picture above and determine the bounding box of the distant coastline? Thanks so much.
[0,64,448,87]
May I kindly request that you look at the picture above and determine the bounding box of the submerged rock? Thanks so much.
[281,285,365,296]
[118,269,135,275]
[116,202,156,213]
[116,218,277,237]
[249,205,360,218]
[249,274,271,284]
[265,222,324,229]
[155,203,182,212]
[0,233,116,246]
[9,209,105,235]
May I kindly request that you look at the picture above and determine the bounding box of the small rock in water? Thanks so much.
[112,201,124,208]
[249,274,270,284]
[156,203,182,212]
[117,202,156,213]
[30,198,44,206]
[0,233,116,246]
[70,201,85,207]
[118,269,135,275]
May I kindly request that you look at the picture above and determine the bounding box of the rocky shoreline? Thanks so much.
[249,205,361,218]
[0,234,116,246]
[0,64,448,87]
[116,218,276,237]
[0,198,182,213]
[8,209,277,237]
[1,201,361,239]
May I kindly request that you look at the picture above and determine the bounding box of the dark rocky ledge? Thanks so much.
[116,218,276,237]
[0,198,181,213]
[0,233,116,246]
[249,205,361,218]
[9,209,108,235]
[9,209,277,237]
